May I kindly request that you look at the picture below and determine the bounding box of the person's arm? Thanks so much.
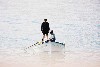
[48,23,50,30]
[54,34,56,40]
[41,23,43,31]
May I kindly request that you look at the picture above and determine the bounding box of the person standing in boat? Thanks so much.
[41,19,50,42]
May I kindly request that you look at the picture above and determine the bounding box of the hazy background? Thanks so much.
[0,0,100,67]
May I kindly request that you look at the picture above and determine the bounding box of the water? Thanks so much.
[0,0,100,67]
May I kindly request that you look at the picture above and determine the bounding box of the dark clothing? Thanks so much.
[42,31,48,35]
[50,33,56,42]
[50,38,55,42]
[41,22,50,35]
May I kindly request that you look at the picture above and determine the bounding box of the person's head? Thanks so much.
[44,19,47,22]
[50,30,53,34]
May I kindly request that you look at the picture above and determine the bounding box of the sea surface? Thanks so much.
[0,0,100,67]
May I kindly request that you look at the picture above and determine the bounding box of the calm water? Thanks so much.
[0,0,100,67]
